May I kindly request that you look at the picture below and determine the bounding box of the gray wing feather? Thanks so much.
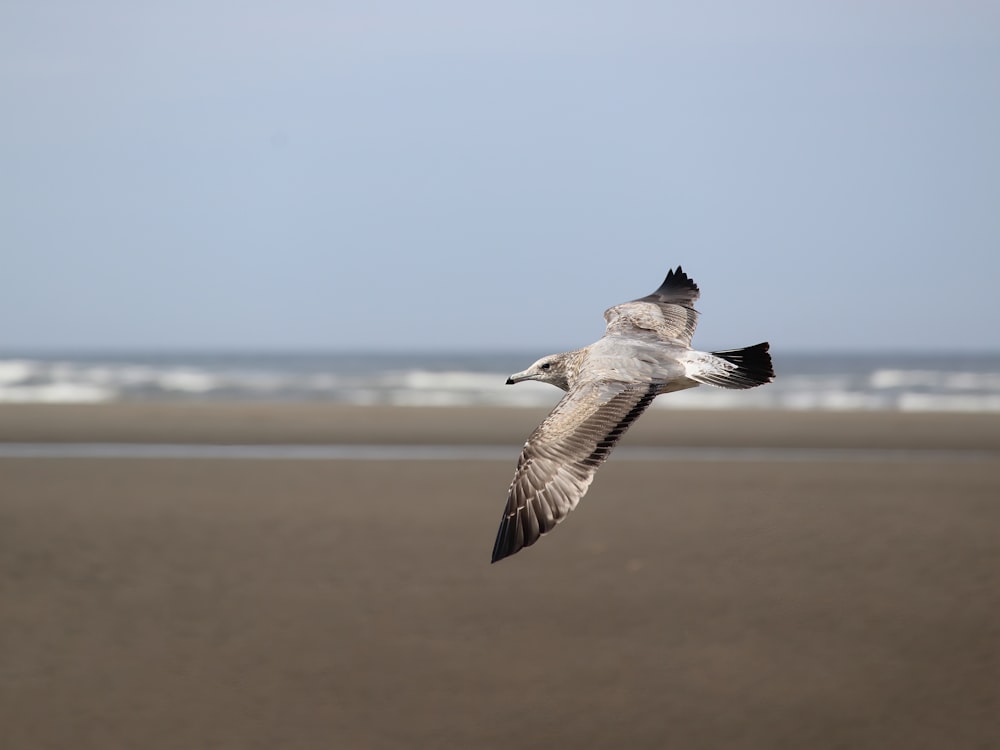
[491,381,659,562]
[603,266,701,345]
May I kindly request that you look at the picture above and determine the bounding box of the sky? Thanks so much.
[2,1,998,353]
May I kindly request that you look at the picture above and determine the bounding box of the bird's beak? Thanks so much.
[506,369,531,385]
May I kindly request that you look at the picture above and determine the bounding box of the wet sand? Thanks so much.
[1,405,998,749]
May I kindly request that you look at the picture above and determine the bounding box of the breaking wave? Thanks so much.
[0,352,998,412]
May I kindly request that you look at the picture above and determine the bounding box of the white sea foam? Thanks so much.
[155,369,219,393]
[0,353,997,411]
[0,360,38,385]
[870,369,1000,391]
[898,393,1000,412]
[0,382,116,403]
[389,371,558,407]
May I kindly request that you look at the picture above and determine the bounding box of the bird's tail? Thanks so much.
[683,342,774,390]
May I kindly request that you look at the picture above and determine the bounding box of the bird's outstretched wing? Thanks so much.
[491,380,659,563]
[603,266,701,345]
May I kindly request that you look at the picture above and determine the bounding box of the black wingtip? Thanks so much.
[491,537,517,564]
[490,535,506,564]
[491,514,517,563]
[491,504,545,563]
[655,266,700,301]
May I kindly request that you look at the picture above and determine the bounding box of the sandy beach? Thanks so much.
[1,404,998,749]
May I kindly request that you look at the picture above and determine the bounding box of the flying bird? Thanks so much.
[491,266,774,563]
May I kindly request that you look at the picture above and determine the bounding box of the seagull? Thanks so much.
[491,266,774,563]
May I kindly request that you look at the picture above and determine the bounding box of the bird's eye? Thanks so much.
[540,362,551,371]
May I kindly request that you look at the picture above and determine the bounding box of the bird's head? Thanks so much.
[506,353,572,392]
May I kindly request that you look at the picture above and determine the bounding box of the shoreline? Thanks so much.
[1,403,999,452]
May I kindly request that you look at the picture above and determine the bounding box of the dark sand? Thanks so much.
[1,405,998,749]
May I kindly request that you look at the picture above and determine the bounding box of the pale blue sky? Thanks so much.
[2,1,998,352]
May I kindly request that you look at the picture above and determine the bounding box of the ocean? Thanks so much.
[1,351,998,412]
